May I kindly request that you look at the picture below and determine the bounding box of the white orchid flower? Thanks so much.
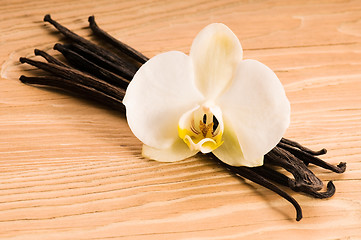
[123,23,290,167]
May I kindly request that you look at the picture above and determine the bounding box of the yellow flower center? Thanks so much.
[178,104,223,153]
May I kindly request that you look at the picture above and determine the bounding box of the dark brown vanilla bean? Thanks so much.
[252,165,336,199]
[302,181,336,199]
[34,49,69,67]
[266,147,324,191]
[20,75,125,110]
[54,43,130,88]
[19,57,125,101]
[88,16,148,64]
[277,142,346,173]
[67,42,134,80]
[281,138,327,156]
[19,15,346,222]
[251,165,293,188]
[216,158,303,221]
[44,14,138,77]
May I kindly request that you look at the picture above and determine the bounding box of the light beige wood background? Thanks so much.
[1,0,361,239]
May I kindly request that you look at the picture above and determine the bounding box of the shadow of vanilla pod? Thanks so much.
[19,14,346,221]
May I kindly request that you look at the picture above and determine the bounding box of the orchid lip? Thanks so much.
[178,103,224,153]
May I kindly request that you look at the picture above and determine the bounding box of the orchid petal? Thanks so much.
[123,51,204,149]
[190,23,243,99]
[213,117,264,167]
[218,59,290,163]
[142,139,198,162]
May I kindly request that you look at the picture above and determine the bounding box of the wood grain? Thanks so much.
[1,0,361,239]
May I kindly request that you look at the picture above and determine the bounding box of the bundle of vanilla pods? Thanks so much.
[20,15,346,221]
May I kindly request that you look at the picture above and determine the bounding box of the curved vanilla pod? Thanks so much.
[217,159,303,221]
[88,15,148,64]
[44,14,137,79]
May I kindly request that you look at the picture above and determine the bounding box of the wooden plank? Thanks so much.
[0,0,360,239]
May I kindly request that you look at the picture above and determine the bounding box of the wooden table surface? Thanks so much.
[1,0,361,239]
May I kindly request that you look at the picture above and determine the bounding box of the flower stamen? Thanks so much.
[178,104,224,153]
